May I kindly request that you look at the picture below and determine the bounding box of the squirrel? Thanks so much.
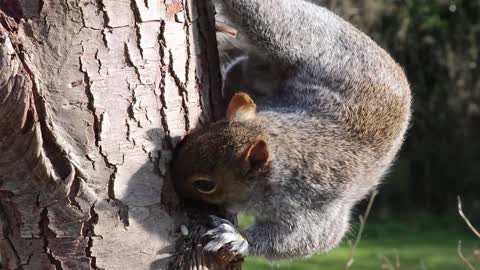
[171,0,411,260]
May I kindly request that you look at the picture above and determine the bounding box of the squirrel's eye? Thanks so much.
[192,178,217,194]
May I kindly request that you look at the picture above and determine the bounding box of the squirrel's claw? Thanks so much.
[207,215,235,227]
[203,215,249,257]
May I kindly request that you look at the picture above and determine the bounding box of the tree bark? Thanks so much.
[0,0,232,269]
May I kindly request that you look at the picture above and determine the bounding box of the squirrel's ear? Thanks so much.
[226,92,256,121]
[242,140,270,169]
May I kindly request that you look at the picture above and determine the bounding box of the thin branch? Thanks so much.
[344,190,378,270]
[457,196,480,239]
[458,240,476,270]
[380,254,395,270]
[394,249,400,270]
[379,251,401,270]
[420,259,428,270]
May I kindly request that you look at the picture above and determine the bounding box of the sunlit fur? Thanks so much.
[172,0,411,260]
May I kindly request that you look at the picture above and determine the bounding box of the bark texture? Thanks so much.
[0,0,228,269]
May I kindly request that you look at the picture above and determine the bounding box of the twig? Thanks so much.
[420,259,428,270]
[457,196,480,239]
[394,249,400,270]
[458,240,477,270]
[380,254,395,270]
[344,190,378,270]
[379,251,401,270]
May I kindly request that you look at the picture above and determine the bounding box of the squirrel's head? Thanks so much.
[171,93,271,205]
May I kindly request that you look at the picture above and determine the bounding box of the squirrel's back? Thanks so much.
[219,9,411,203]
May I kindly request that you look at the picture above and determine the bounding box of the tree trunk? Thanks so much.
[0,0,234,269]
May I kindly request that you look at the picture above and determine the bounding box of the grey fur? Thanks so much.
[177,0,411,260]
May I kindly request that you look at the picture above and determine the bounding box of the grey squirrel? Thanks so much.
[171,0,411,261]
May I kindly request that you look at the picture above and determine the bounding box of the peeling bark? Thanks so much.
[0,0,231,269]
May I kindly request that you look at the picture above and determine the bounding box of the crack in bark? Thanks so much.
[126,81,140,125]
[123,42,142,83]
[157,20,172,148]
[94,49,102,74]
[105,166,130,228]
[95,129,129,229]
[107,166,118,201]
[35,193,41,207]
[82,203,103,270]
[79,47,101,147]
[95,0,110,48]
[44,13,51,34]
[64,0,73,13]
[20,251,34,268]
[101,28,109,49]
[125,81,141,144]
[86,154,96,170]
[96,0,109,27]
[78,4,102,31]
[40,208,63,270]
[86,237,101,270]
[130,0,144,59]
[67,169,82,212]
[116,202,130,228]
[65,165,82,212]
[183,0,192,85]
[5,236,22,270]
[125,118,132,142]
[168,49,190,131]
[81,203,98,238]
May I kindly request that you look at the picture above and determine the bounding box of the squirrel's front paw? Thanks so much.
[203,215,249,257]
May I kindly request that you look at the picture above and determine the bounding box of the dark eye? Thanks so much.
[192,178,217,194]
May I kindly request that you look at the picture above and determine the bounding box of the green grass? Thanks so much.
[241,215,480,270]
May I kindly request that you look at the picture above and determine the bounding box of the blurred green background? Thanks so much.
[323,0,480,218]
[244,0,480,269]
[241,215,479,269]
